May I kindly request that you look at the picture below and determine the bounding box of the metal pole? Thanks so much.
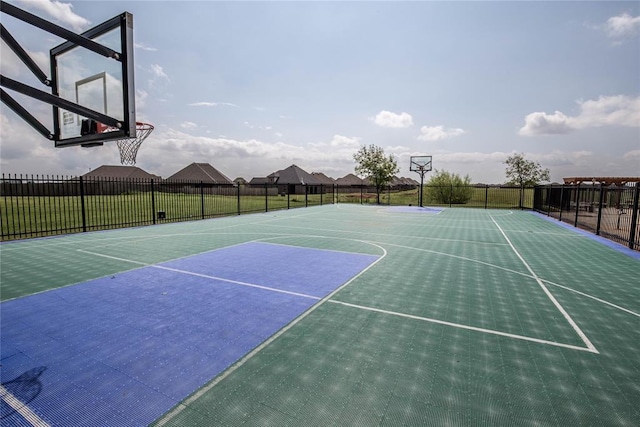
[200,180,205,219]
[628,182,639,250]
[596,184,604,235]
[236,184,240,215]
[79,176,86,233]
[151,179,156,224]
[419,172,424,207]
[574,185,580,227]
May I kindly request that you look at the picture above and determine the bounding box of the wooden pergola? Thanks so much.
[563,177,640,186]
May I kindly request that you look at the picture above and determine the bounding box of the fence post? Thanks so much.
[546,185,552,216]
[265,183,268,212]
[574,185,580,227]
[287,189,290,209]
[200,180,205,219]
[305,185,308,207]
[320,184,323,205]
[484,185,488,209]
[559,186,565,221]
[237,184,241,215]
[151,179,156,224]
[449,183,453,208]
[628,182,639,250]
[79,176,87,233]
[596,184,604,235]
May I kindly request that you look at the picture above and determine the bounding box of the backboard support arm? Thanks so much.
[0,88,52,139]
[1,75,122,128]
[0,23,50,86]
[0,1,120,60]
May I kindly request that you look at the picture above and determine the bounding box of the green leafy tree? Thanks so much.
[504,153,550,186]
[426,170,473,204]
[353,144,399,204]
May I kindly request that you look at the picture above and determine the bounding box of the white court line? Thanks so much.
[152,265,321,300]
[489,216,599,354]
[542,280,640,318]
[76,249,149,266]
[78,247,320,300]
[155,241,388,426]
[328,300,597,353]
[367,241,640,318]
[0,384,50,427]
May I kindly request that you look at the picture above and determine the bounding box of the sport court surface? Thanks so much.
[1,205,639,426]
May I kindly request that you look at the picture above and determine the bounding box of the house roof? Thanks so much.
[249,177,271,185]
[335,173,369,185]
[311,172,335,184]
[268,164,322,185]
[166,163,232,184]
[83,165,160,179]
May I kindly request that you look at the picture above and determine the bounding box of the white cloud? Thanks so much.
[147,64,169,89]
[136,89,149,109]
[417,125,466,141]
[189,101,239,108]
[150,64,169,80]
[135,43,158,52]
[624,149,640,160]
[328,135,361,148]
[137,129,360,179]
[17,0,90,32]
[180,121,198,129]
[371,111,413,128]
[518,111,574,136]
[519,95,640,136]
[605,13,640,39]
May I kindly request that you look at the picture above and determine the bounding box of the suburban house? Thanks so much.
[166,162,232,184]
[252,165,326,195]
[83,165,161,180]
[334,173,370,186]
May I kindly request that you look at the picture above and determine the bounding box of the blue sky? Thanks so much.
[1,0,639,183]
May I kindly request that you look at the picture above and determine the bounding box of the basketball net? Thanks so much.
[98,122,154,165]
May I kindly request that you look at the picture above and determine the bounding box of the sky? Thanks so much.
[1,0,639,184]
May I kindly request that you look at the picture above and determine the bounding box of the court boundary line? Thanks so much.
[489,215,599,353]
[154,240,388,426]
[327,300,597,353]
[0,384,50,427]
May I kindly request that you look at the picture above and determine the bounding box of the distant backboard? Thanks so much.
[410,155,432,172]
[51,12,135,147]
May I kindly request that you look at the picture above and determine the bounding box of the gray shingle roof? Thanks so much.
[334,173,369,186]
[167,163,232,184]
[83,165,160,179]
[267,165,321,185]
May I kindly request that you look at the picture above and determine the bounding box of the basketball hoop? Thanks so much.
[96,122,154,165]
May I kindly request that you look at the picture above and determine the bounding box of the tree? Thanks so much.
[504,153,550,186]
[353,144,399,204]
[425,170,473,204]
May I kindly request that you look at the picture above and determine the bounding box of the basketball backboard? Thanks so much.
[410,155,432,172]
[0,3,135,147]
[51,12,136,147]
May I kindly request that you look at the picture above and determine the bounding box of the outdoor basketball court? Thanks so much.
[1,204,639,426]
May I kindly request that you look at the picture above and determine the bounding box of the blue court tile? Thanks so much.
[160,241,379,297]
[1,243,378,426]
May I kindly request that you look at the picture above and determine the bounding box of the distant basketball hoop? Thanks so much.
[83,121,154,165]
[410,155,432,207]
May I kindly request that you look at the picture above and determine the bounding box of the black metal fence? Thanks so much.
[2,174,532,240]
[533,183,640,251]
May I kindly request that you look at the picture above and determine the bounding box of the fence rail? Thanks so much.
[533,183,640,251]
[2,174,532,240]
